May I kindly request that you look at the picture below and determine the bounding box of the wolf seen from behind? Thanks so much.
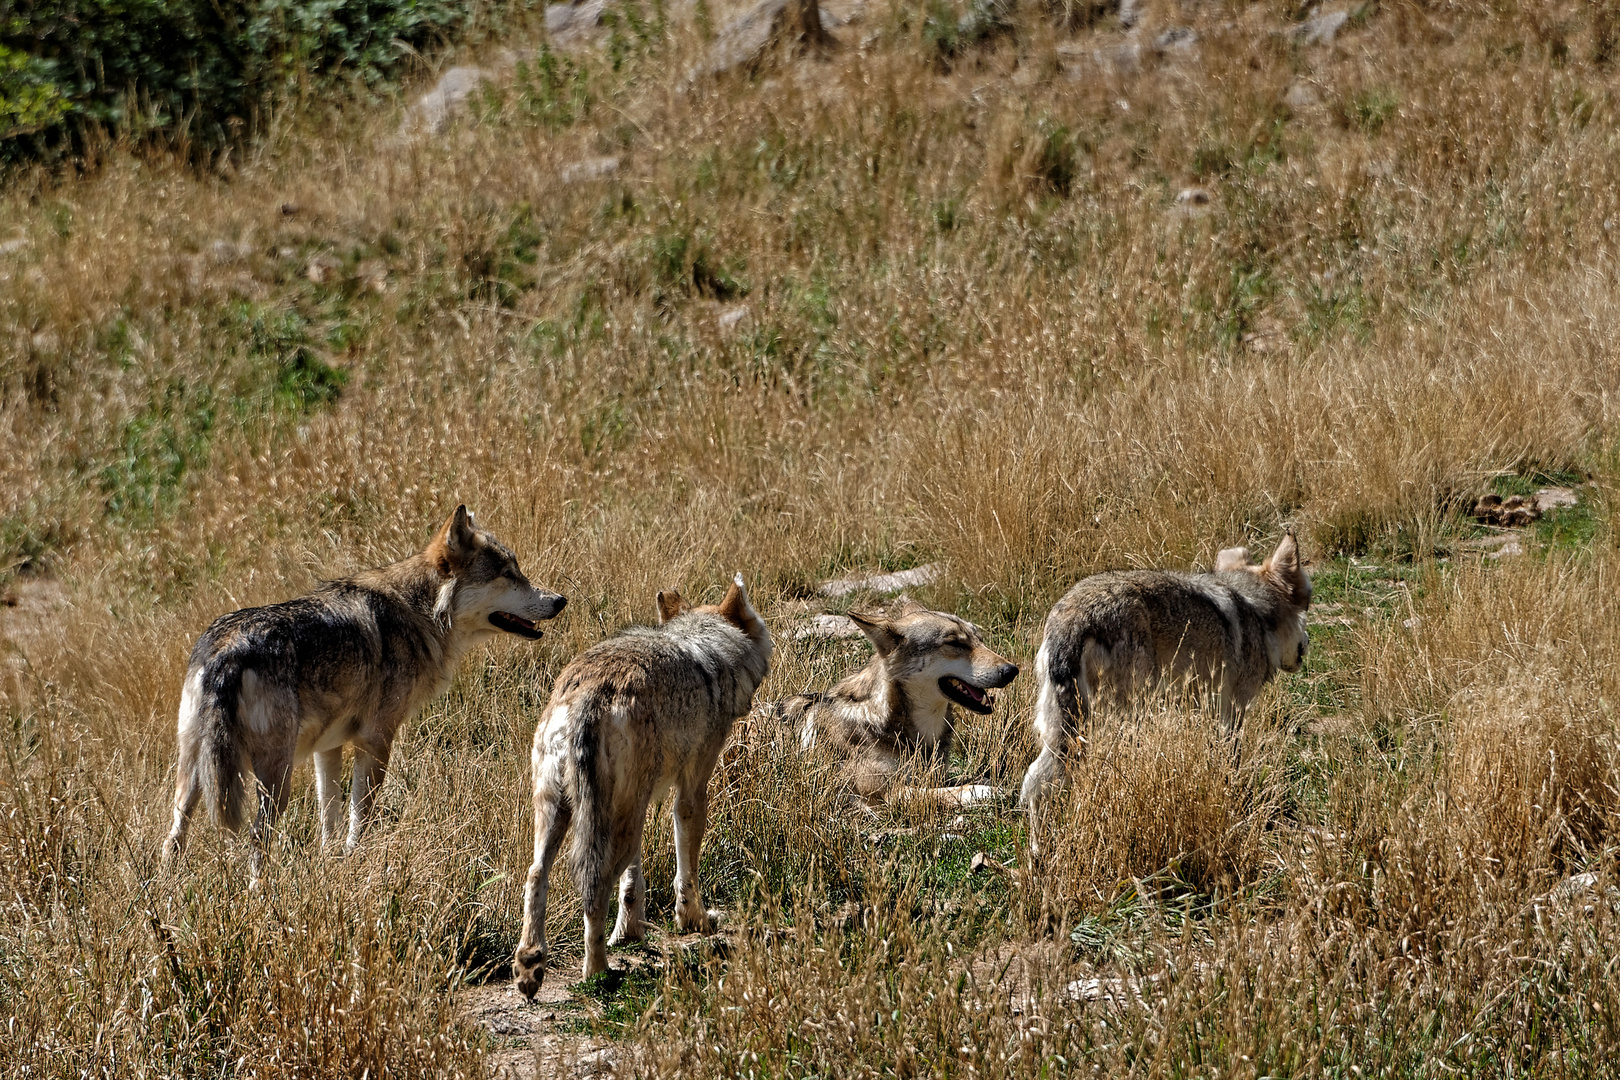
[513,575,773,996]
[767,601,1020,809]
[162,506,567,880]
[1019,530,1312,823]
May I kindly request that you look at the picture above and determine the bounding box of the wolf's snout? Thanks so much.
[545,593,568,617]
[993,663,1020,686]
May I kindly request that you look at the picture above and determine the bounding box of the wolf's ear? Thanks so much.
[1214,546,1252,573]
[894,597,927,617]
[716,573,764,633]
[848,610,901,656]
[430,505,479,572]
[1264,530,1311,601]
[656,589,685,624]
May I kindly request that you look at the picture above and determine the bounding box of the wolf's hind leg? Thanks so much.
[247,752,294,885]
[514,792,573,998]
[609,857,648,946]
[314,748,346,850]
[671,782,714,934]
[162,756,203,865]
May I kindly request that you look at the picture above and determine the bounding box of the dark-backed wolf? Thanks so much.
[765,601,1019,808]
[513,575,772,997]
[162,506,566,878]
[1018,530,1311,820]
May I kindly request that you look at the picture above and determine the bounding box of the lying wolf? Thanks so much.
[513,575,772,996]
[1018,531,1312,819]
[162,506,566,879]
[765,601,1019,808]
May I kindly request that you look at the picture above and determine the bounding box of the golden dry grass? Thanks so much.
[5,0,1620,1073]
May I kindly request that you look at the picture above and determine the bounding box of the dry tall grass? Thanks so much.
[4,0,1620,1073]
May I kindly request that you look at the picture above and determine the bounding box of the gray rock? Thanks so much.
[818,562,942,598]
[406,66,494,135]
[793,614,862,640]
[547,0,610,47]
[1284,79,1322,109]
[693,0,833,79]
[1152,26,1198,53]
[561,155,622,183]
[1118,0,1144,29]
[1290,8,1350,46]
[1176,186,1212,206]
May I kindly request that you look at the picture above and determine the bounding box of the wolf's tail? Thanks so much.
[1020,635,1090,812]
[186,661,250,833]
[566,692,614,895]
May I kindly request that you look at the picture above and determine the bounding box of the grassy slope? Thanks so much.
[3,0,1620,1074]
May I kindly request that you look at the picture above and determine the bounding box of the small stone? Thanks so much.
[717,304,750,333]
[693,0,834,80]
[1534,487,1578,512]
[356,259,389,294]
[561,155,621,184]
[1284,79,1322,109]
[405,66,494,135]
[1290,8,1350,46]
[305,253,342,284]
[1176,186,1212,206]
[546,0,610,47]
[792,614,861,640]
[279,202,301,216]
[1152,26,1198,53]
[0,236,30,255]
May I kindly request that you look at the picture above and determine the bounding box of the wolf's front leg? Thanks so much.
[345,741,392,852]
[671,784,714,933]
[314,748,346,850]
[514,792,573,999]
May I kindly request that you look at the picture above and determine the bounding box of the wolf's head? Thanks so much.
[426,505,567,640]
[655,574,774,698]
[656,575,771,652]
[847,601,1020,717]
[1217,530,1312,672]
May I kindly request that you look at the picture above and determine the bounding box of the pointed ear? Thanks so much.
[715,573,765,636]
[1213,546,1252,573]
[894,597,926,617]
[656,589,685,624]
[428,505,478,573]
[848,610,902,657]
[1263,529,1310,601]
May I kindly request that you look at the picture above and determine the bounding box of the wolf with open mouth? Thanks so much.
[764,601,1019,809]
[161,505,566,880]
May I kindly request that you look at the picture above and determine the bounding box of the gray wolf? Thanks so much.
[1018,530,1311,818]
[765,601,1019,809]
[513,575,772,997]
[162,506,566,878]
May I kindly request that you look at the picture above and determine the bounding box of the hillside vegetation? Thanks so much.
[4,0,1620,1074]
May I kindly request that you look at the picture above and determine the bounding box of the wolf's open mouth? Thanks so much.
[489,611,545,639]
[940,676,995,715]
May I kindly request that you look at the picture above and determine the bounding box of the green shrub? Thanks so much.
[1,0,504,161]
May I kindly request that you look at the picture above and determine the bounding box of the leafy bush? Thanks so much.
[0,0,502,160]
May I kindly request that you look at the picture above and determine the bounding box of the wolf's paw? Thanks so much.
[607,925,647,947]
[674,905,715,934]
[513,947,546,999]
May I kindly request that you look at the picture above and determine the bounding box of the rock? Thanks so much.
[1534,487,1578,512]
[693,0,834,79]
[1284,79,1322,109]
[279,202,301,216]
[1473,493,1539,528]
[305,253,342,284]
[1153,26,1198,53]
[406,66,495,135]
[1118,0,1144,29]
[1290,8,1350,46]
[1176,186,1212,206]
[716,304,750,333]
[0,236,30,256]
[561,155,621,184]
[547,0,610,48]
[793,614,861,640]
[818,562,943,598]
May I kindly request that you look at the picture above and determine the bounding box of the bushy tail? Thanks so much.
[193,663,249,832]
[566,693,614,893]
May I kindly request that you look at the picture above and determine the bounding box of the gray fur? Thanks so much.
[766,602,1018,806]
[514,576,772,997]
[1019,532,1311,820]
[161,506,566,881]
